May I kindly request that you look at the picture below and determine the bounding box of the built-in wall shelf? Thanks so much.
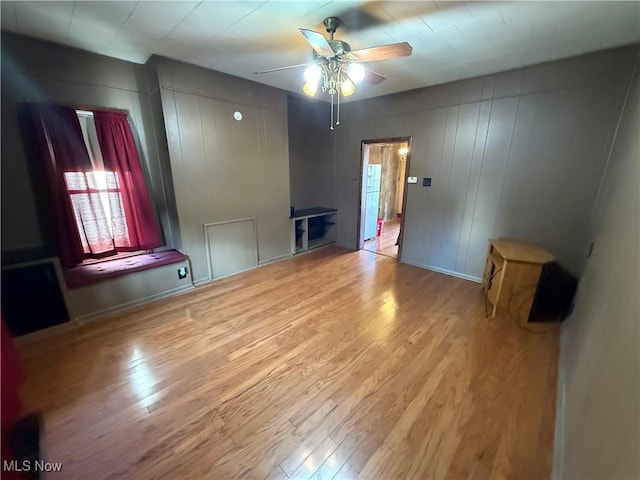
[291,207,337,255]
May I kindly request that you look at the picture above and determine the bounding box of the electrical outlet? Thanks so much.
[177,267,188,279]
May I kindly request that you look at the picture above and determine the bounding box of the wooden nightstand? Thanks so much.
[482,239,555,320]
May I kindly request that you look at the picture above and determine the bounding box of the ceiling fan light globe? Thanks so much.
[304,64,322,83]
[302,81,319,97]
[347,63,365,83]
[341,78,356,97]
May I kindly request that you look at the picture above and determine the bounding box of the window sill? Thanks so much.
[63,250,188,289]
[78,250,151,266]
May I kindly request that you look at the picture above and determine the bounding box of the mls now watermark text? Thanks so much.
[3,460,63,472]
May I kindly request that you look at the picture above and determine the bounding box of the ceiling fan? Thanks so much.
[255,17,412,129]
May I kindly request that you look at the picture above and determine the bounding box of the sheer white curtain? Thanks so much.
[65,112,130,255]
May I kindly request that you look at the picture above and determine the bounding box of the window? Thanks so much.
[64,170,130,254]
[64,111,133,258]
[30,104,162,267]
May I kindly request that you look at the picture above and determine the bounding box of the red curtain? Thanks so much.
[30,104,95,266]
[93,111,161,251]
[30,105,162,266]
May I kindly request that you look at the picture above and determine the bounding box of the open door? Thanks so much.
[357,137,411,260]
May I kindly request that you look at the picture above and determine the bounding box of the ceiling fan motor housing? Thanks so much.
[321,17,351,56]
[311,39,352,59]
[324,17,341,35]
[328,40,350,55]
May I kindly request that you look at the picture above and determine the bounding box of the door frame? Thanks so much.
[357,136,412,260]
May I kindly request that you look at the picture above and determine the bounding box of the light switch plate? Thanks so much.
[407,176,418,184]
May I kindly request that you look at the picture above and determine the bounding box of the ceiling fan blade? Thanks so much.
[351,42,412,62]
[254,63,309,74]
[364,68,386,85]
[299,28,334,57]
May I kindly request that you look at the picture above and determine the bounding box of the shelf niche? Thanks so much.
[290,207,337,255]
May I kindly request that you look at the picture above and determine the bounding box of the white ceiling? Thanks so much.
[1,1,639,101]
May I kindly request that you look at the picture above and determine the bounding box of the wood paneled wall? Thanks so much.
[556,58,639,479]
[287,95,336,210]
[329,46,637,279]
[0,32,175,257]
[153,57,291,284]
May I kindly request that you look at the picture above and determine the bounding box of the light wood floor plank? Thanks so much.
[15,246,558,479]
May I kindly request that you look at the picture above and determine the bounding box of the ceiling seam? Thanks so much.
[64,1,77,42]
[156,1,204,44]
[297,1,334,23]
[221,1,269,34]
[105,1,140,56]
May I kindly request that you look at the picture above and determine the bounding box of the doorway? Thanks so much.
[358,137,411,260]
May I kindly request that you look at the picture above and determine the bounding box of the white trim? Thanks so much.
[203,217,258,282]
[75,284,194,323]
[193,277,211,287]
[290,209,337,220]
[258,253,292,267]
[308,238,335,251]
[205,264,257,282]
[195,253,292,285]
[400,259,482,283]
[292,242,336,256]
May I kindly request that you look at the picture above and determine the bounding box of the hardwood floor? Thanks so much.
[16,246,559,479]
[363,219,400,258]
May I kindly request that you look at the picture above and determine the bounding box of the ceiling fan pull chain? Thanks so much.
[330,93,334,130]
[336,87,341,126]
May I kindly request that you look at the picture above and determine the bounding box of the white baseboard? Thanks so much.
[198,263,261,286]
[193,277,211,287]
[76,283,194,323]
[291,242,337,257]
[258,253,292,266]
[194,254,291,287]
[400,259,482,283]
